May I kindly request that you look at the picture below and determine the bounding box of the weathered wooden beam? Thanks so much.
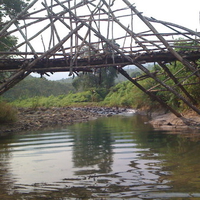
[12,20,38,58]
[133,61,200,115]
[0,51,200,71]
[158,62,197,105]
[57,0,200,115]
[123,0,200,78]
[0,22,84,94]
[0,0,38,37]
[116,67,182,117]
[145,17,200,38]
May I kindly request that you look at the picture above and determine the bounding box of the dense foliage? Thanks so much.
[0,0,30,17]
[0,0,31,122]
[0,0,30,51]
[3,75,75,101]
[11,91,99,108]
[0,0,30,81]
[72,67,117,95]
[3,60,200,112]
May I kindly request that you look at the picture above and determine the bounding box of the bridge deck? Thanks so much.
[1,0,200,117]
[1,50,200,73]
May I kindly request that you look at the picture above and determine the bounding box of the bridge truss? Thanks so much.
[0,0,200,117]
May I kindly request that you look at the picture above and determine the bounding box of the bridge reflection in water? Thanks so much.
[0,0,200,116]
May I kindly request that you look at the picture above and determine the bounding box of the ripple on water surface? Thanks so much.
[0,114,200,199]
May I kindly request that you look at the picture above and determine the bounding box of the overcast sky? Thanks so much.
[134,0,200,31]
[32,0,200,80]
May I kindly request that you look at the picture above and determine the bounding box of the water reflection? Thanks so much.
[72,121,113,174]
[0,114,200,199]
[0,138,16,197]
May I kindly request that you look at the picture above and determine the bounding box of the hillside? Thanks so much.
[2,75,75,101]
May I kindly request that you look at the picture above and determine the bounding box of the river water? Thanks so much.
[0,112,200,199]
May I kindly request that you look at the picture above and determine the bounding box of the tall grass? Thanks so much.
[11,90,102,108]
[0,101,17,123]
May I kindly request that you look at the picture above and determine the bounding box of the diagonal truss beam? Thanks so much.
[0,0,200,117]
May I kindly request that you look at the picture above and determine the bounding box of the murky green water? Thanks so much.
[0,113,200,199]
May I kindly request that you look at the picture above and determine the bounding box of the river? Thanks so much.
[0,112,200,199]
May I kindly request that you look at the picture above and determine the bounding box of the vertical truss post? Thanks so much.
[133,61,200,115]
[123,0,200,78]
[55,0,200,115]
[0,23,84,94]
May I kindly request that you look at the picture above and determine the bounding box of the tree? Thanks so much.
[73,41,119,94]
[79,45,97,58]
[98,67,117,89]
[174,37,199,52]
[3,76,75,101]
[0,0,30,18]
[0,0,30,50]
[103,39,120,56]
[72,73,99,91]
[0,0,30,82]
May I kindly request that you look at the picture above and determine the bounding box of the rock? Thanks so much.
[0,107,106,135]
[149,111,200,131]
[0,106,132,135]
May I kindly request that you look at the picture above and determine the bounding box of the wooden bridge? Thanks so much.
[1,0,200,117]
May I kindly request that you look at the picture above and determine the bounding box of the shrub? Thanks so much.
[0,101,17,123]
[31,96,40,110]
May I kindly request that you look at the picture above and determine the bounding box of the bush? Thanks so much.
[0,102,17,123]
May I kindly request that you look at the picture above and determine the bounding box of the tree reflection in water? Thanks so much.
[72,120,114,174]
[0,114,200,199]
[0,136,16,197]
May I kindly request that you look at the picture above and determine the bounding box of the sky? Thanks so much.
[134,0,200,31]
[31,0,200,80]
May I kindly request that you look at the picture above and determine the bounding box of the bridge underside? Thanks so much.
[1,50,200,73]
[1,0,200,117]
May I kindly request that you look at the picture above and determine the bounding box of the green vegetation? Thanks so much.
[2,60,200,112]
[0,14,200,125]
[1,59,200,119]
[3,76,75,101]
[0,0,32,123]
[0,0,30,17]
[0,101,17,123]
[103,81,151,108]
[72,68,117,92]
[174,37,199,51]
[0,0,31,81]
[11,91,100,108]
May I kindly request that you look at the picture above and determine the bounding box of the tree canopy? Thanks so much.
[0,0,30,18]
[0,0,30,81]
[2,76,75,101]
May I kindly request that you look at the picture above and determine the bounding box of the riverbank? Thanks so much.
[1,106,200,136]
[0,106,127,136]
[144,109,200,131]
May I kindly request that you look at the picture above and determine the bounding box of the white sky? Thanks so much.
[31,0,200,80]
[134,0,200,31]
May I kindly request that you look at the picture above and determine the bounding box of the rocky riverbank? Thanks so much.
[1,106,200,136]
[0,106,128,136]
[146,109,200,131]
